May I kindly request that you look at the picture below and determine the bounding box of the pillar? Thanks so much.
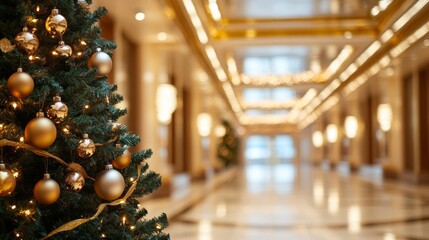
[327,105,342,169]
[346,94,366,171]
[138,44,173,196]
[383,63,404,178]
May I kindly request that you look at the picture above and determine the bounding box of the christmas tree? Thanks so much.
[217,120,240,167]
[0,0,169,239]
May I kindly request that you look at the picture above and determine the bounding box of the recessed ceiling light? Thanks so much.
[371,6,380,16]
[385,67,394,76]
[135,12,145,21]
[157,32,168,41]
[344,31,353,39]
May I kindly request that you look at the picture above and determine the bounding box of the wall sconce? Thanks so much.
[215,125,226,137]
[156,84,177,124]
[344,116,358,139]
[377,103,392,132]
[197,113,212,137]
[326,124,338,143]
[312,130,324,148]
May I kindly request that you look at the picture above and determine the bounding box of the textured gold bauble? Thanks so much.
[46,95,68,124]
[34,173,60,205]
[15,27,39,55]
[45,9,67,37]
[88,48,112,77]
[77,0,91,12]
[7,68,34,98]
[0,163,16,197]
[24,112,57,149]
[53,41,72,57]
[94,164,125,201]
[77,134,96,158]
[112,144,131,169]
[64,171,85,192]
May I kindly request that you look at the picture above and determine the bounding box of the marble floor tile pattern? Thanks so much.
[167,164,429,239]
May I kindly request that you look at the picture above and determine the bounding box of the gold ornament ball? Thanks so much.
[77,134,96,158]
[88,48,112,77]
[34,173,60,205]
[45,9,67,36]
[94,164,125,201]
[53,41,72,57]
[8,68,34,99]
[25,112,57,149]
[15,27,39,55]
[112,146,131,169]
[64,171,85,192]
[0,163,16,197]
[77,0,91,12]
[46,95,68,124]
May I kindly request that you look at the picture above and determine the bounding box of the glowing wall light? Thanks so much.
[312,130,324,148]
[326,124,338,143]
[377,103,392,131]
[344,116,358,139]
[197,113,212,137]
[215,125,226,137]
[156,84,177,124]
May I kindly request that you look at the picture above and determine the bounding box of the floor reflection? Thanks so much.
[245,164,296,194]
[168,163,429,239]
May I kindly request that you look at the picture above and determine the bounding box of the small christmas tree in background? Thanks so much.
[0,0,169,239]
[217,120,240,167]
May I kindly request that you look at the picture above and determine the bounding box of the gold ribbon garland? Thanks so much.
[41,162,143,239]
[94,135,118,147]
[0,139,94,181]
[0,138,140,239]
[0,139,68,166]
[0,38,15,53]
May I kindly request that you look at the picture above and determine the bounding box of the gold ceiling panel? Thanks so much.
[213,27,377,40]
[163,0,421,130]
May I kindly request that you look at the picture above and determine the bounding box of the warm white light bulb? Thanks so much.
[312,130,324,147]
[135,12,145,21]
[197,113,212,137]
[326,124,338,143]
[344,116,358,139]
[377,103,392,131]
[157,32,168,41]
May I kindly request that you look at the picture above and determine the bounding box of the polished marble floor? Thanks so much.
[167,163,429,240]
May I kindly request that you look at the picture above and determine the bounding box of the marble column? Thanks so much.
[383,64,404,178]
[137,44,173,197]
[326,105,342,169]
[346,95,365,171]
[311,121,324,166]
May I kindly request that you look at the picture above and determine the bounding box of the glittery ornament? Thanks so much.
[64,171,85,192]
[45,8,67,37]
[77,134,96,158]
[15,27,39,55]
[53,41,72,57]
[46,95,68,124]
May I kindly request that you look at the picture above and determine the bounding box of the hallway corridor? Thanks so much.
[167,164,429,240]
